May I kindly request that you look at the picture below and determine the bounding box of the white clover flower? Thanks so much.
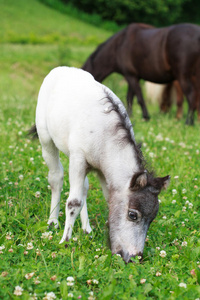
[6,233,12,240]
[36,177,40,181]
[67,276,74,282]
[179,282,187,288]
[19,174,24,180]
[159,250,167,258]
[8,200,13,207]
[156,271,162,276]
[27,242,34,250]
[94,255,99,259]
[29,293,38,300]
[162,215,167,219]
[34,277,41,285]
[41,231,53,240]
[156,247,160,250]
[149,152,154,158]
[172,189,177,195]
[35,191,40,198]
[30,157,34,161]
[140,278,146,284]
[73,237,78,242]
[172,200,176,204]
[174,176,179,179]
[43,292,56,300]
[181,241,187,247]
[189,202,193,209]
[182,206,186,212]
[156,133,163,141]
[68,293,74,298]
[25,272,35,279]
[0,245,5,251]
[182,189,187,194]
[92,279,99,284]
[67,282,74,286]
[14,286,23,296]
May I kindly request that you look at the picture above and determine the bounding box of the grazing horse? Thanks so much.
[35,67,170,263]
[82,23,200,124]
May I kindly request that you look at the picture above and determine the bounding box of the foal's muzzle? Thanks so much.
[116,250,143,263]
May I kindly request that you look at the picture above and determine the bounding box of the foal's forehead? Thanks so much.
[128,189,159,216]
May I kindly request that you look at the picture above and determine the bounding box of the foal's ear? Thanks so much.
[157,175,170,190]
[130,171,148,191]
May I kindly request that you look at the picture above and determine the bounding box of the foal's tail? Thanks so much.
[28,124,38,139]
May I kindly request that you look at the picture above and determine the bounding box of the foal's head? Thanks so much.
[109,171,170,263]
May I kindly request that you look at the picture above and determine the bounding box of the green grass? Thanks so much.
[0,0,200,299]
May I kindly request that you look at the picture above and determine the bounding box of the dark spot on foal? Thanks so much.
[68,199,81,209]
[70,210,75,216]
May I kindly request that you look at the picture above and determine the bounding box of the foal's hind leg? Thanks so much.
[80,177,92,234]
[60,152,87,244]
[42,139,64,228]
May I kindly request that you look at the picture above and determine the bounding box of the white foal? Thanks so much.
[36,66,170,263]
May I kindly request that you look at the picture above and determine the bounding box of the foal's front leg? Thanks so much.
[60,153,88,244]
[80,177,92,234]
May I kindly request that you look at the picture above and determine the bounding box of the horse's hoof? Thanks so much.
[47,219,59,229]
[185,119,194,126]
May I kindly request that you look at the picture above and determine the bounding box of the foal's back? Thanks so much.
[36,67,119,159]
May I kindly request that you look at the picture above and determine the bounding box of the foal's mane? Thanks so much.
[102,89,147,170]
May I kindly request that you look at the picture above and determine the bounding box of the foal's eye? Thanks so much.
[128,211,138,221]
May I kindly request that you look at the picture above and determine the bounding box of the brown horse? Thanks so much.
[82,23,200,125]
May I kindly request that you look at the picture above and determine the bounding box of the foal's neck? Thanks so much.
[101,142,140,190]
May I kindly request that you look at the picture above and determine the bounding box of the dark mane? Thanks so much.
[82,28,127,71]
[102,90,149,171]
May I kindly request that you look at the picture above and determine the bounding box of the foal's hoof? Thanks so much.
[47,219,59,229]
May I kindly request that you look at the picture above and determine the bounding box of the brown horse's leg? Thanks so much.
[179,78,196,125]
[174,81,184,119]
[127,84,136,116]
[126,75,150,120]
[160,82,173,113]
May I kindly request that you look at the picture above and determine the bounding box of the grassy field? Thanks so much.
[0,0,200,299]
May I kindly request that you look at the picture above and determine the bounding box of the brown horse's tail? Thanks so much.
[28,124,38,139]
